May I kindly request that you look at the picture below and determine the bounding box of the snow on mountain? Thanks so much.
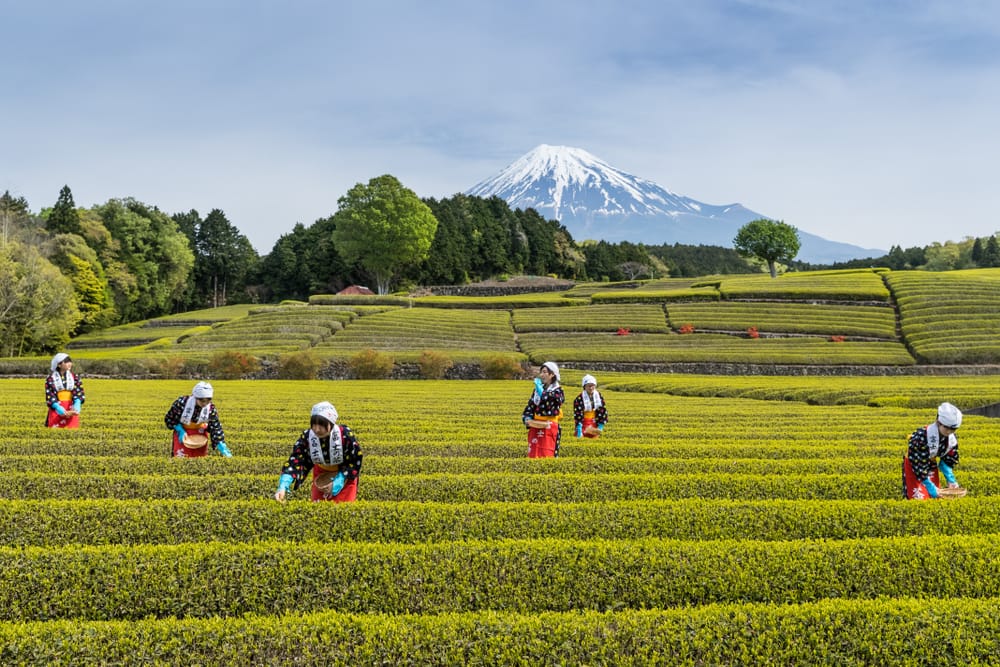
[466,145,884,264]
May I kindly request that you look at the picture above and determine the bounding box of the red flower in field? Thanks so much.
[746,326,760,339]
[678,323,695,334]
[830,335,846,343]
[616,327,630,336]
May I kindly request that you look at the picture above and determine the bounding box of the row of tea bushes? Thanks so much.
[518,332,916,365]
[512,303,670,333]
[3,600,999,664]
[9,469,1000,502]
[598,371,1000,408]
[6,496,1000,546]
[665,301,897,338]
[3,535,1000,620]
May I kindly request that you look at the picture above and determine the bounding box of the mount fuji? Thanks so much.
[466,145,884,265]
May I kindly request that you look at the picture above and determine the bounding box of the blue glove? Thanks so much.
[922,478,940,499]
[939,462,957,486]
[575,424,583,438]
[277,474,294,493]
[597,423,604,431]
[533,378,544,396]
[72,399,81,413]
[331,471,346,496]
[52,402,66,416]
[174,424,186,440]
[216,441,233,457]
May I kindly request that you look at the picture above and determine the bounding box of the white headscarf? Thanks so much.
[192,381,214,398]
[50,353,70,372]
[49,353,74,391]
[580,374,603,411]
[308,401,343,465]
[180,395,212,425]
[541,361,560,382]
[311,401,338,424]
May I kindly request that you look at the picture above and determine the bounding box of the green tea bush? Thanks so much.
[417,350,454,379]
[276,350,323,380]
[348,349,394,379]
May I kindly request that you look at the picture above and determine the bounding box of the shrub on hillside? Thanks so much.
[207,350,261,379]
[276,350,323,380]
[152,356,187,378]
[348,349,394,379]
[417,350,454,379]
[481,354,525,380]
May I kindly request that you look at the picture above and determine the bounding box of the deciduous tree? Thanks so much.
[733,219,801,278]
[332,175,438,294]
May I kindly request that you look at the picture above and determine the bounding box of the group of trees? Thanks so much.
[0,187,258,356]
[3,173,998,358]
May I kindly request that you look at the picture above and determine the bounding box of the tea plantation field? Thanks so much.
[3,377,1000,663]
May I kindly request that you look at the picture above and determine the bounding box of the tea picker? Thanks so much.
[164,381,233,458]
[522,361,565,458]
[902,402,965,500]
[573,374,608,439]
[274,401,363,503]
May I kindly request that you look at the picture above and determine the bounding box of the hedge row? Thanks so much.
[3,535,1000,620]
[6,470,1000,501]
[5,497,1000,546]
[518,332,916,365]
[3,600,1000,664]
[512,304,669,333]
[9,453,1000,478]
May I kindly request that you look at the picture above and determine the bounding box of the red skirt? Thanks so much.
[46,399,80,429]
[172,426,210,458]
[902,455,940,500]
[528,424,559,458]
[311,470,359,502]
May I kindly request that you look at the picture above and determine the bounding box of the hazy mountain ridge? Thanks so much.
[467,145,885,264]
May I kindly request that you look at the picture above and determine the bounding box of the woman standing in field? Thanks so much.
[45,353,85,429]
[522,361,565,458]
[274,401,363,502]
[903,402,963,500]
[164,381,232,458]
[573,374,608,438]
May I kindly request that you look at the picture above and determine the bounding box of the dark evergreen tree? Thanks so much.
[47,185,82,236]
[983,236,1000,268]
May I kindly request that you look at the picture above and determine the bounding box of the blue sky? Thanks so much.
[4,0,1000,254]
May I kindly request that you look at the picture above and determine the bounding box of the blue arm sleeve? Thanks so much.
[938,461,957,485]
[922,478,940,499]
[277,474,294,493]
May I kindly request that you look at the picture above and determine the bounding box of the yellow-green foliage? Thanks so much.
[513,304,669,333]
[315,308,518,360]
[887,268,1000,363]
[718,269,891,301]
[666,301,897,338]
[518,332,915,365]
[1,378,1000,659]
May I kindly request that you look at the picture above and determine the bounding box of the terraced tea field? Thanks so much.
[21,268,998,375]
[2,377,1000,662]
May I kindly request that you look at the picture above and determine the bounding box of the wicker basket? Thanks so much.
[938,486,967,499]
[314,470,338,495]
[526,419,553,429]
[182,433,209,449]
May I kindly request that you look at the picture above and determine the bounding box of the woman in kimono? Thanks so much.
[164,381,232,457]
[521,361,565,458]
[903,402,962,499]
[274,401,363,502]
[45,353,85,428]
[573,374,609,438]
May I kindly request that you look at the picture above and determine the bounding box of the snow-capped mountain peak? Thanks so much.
[464,145,885,264]
[467,144,713,220]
